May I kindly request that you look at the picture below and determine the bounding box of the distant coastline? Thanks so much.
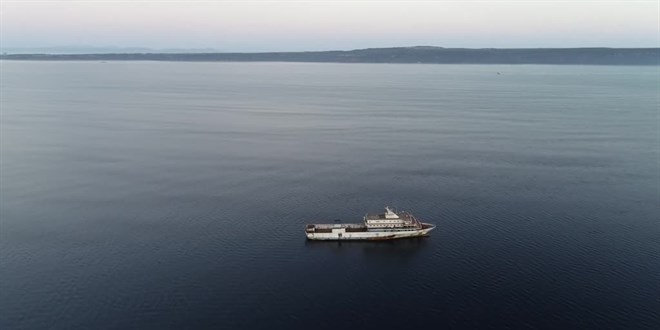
[2,46,659,65]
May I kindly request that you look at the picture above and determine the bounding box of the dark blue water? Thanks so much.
[1,61,659,329]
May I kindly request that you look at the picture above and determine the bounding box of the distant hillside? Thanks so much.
[2,47,658,65]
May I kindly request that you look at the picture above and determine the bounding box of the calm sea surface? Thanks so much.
[1,61,659,329]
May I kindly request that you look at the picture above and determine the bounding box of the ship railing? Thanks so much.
[309,223,366,229]
[407,213,423,229]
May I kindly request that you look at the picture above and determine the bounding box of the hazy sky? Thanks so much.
[1,0,658,51]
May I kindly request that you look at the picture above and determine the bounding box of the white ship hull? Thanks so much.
[306,223,436,241]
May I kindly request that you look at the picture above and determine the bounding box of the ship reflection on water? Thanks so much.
[304,236,430,260]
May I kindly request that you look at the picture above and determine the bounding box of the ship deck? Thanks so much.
[306,223,367,233]
[365,210,415,221]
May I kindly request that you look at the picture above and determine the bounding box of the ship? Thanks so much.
[305,207,435,240]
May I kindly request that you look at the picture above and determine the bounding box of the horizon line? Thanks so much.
[3,45,660,55]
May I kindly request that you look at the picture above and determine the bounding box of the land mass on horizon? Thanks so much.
[2,46,658,65]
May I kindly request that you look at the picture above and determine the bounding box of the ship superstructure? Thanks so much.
[305,207,435,240]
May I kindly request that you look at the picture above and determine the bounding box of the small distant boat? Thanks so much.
[305,207,435,241]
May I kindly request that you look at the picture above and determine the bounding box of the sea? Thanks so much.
[1,61,658,329]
